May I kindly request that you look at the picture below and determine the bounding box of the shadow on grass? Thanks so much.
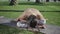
[0,1,60,6]
[0,24,21,34]
[0,10,60,12]
[18,2,60,6]
[0,2,44,6]
[0,1,9,6]
[0,24,44,34]
[18,2,44,6]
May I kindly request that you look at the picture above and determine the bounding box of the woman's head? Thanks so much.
[27,15,37,28]
[27,15,36,21]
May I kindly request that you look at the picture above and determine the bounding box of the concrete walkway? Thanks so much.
[0,18,60,34]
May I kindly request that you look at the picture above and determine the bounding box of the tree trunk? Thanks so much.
[9,0,17,5]
[35,0,40,3]
[46,0,49,2]
[58,0,60,1]
[54,0,56,2]
[28,0,30,1]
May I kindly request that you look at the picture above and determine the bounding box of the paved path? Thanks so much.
[0,18,60,34]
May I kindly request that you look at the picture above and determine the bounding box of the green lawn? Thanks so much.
[42,12,60,26]
[0,12,60,26]
[0,6,60,11]
[0,11,60,34]
[0,1,60,34]
[0,1,60,11]
[0,24,34,34]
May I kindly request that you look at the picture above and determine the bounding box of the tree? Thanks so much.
[35,0,40,3]
[58,0,60,1]
[54,0,56,2]
[9,0,17,5]
[28,0,30,1]
[46,0,49,2]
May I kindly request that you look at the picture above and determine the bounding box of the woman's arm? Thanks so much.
[16,14,28,22]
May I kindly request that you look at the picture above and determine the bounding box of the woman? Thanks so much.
[16,8,46,28]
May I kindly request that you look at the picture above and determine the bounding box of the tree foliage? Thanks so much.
[35,0,40,3]
[9,0,17,5]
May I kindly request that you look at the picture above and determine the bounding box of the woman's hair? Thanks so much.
[27,15,37,28]
[16,8,45,22]
[24,8,45,20]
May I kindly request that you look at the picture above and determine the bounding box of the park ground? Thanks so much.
[0,1,60,34]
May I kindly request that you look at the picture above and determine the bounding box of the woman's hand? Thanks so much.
[20,20,27,22]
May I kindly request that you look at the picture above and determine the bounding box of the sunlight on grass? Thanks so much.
[41,12,60,26]
[0,6,60,11]
[0,12,60,26]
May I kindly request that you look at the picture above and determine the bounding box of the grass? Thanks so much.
[0,12,22,18]
[0,11,60,34]
[0,1,60,34]
[0,24,34,34]
[42,12,60,26]
[0,24,43,34]
[0,6,60,11]
[0,1,60,11]
[0,12,60,26]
